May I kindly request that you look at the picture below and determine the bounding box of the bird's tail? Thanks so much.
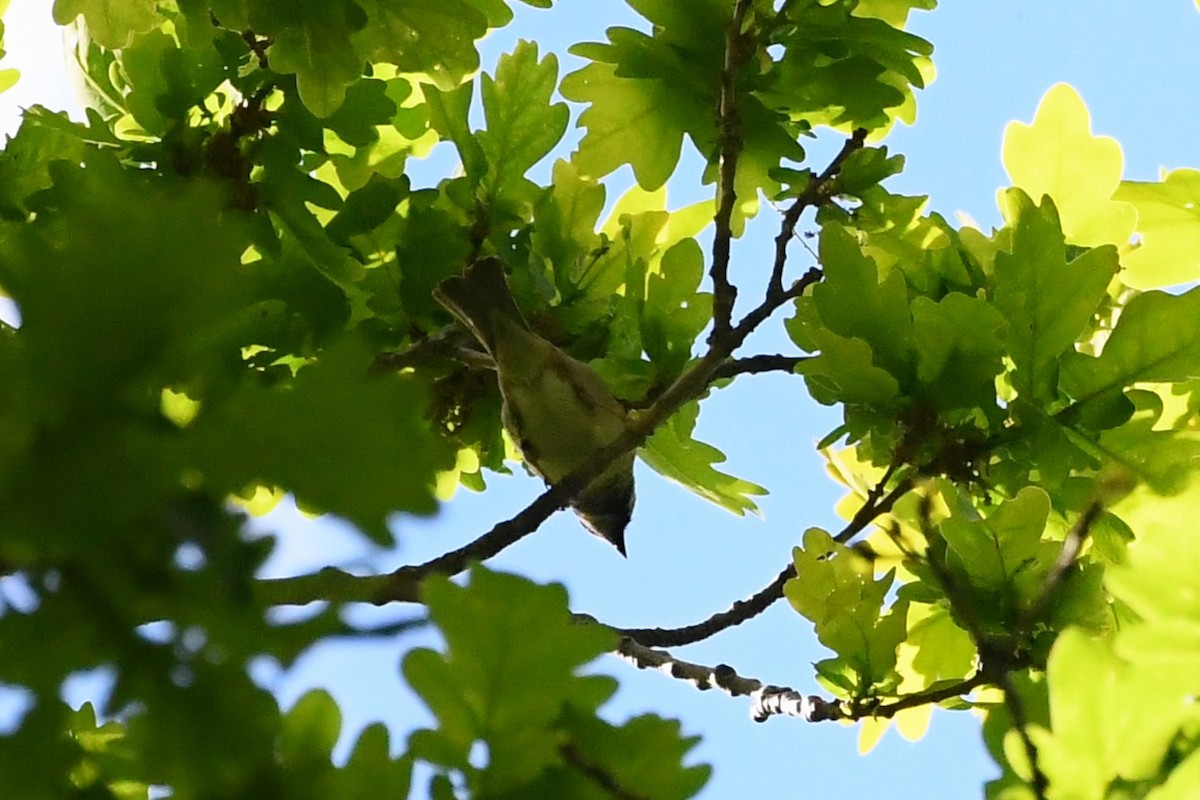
[433,258,529,355]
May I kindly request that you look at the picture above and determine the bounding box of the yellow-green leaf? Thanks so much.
[1002,83,1136,247]
[641,400,767,515]
[53,0,160,49]
[1114,168,1200,289]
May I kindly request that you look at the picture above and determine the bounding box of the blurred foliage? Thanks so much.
[0,1,1197,797]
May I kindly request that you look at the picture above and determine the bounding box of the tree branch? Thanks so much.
[866,672,989,719]
[904,494,1050,800]
[615,635,989,723]
[618,475,913,648]
[710,354,812,382]
[261,282,822,610]
[768,129,866,295]
[259,472,621,606]
[615,634,838,722]
[999,674,1049,800]
[1020,500,1102,628]
[708,0,756,341]
[260,41,870,620]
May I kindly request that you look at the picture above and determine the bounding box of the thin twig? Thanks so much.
[997,671,1050,800]
[1020,501,1102,627]
[730,265,822,346]
[618,475,912,648]
[559,743,647,800]
[261,468,632,607]
[768,129,866,295]
[836,472,911,544]
[711,354,813,382]
[867,672,990,719]
[373,328,489,372]
[905,495,1049,800]
[259,350,733,606]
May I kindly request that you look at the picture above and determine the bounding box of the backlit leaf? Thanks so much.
[1002,83,1136,247]
[993,190,1119,403]
[1115,168,1200,289]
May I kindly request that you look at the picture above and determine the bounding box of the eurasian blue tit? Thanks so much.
[434,258,635,555]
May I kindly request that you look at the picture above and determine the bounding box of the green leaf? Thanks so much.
[53,0,160,48]
[1148,749,1200,800]
[992,190,1119,404]
[854,0,937,27]
[326,173,410,247]
[278,692,413,799]
[404,653,476,763]
[1107,496,1200,624]
[937,486,1052,595]
[1061,287,1200,407]
[1002,83,1136,247]
[768,3,933,131]
[0,8,14,92]
[789,296,901,406]
[561,0,727,188]
[554,711,711,800]
[478,41,569,205]
[0,108,91,220]
[395,203,474,324]
[462,0,514,27]
[403,568,616,794]
[65,703,149,797]
[799,335,902,407]
[1030,500,1200,794]
[896,603,976,690]
[354,0,488,90]
[785,528,906,688]
[910,293,1006,411]
[121,26,238,134]
[251,0,367,116]
[641,238,711,374]
[709,93,807,225]
[425,79,487,181]
[563,1,806,224]
[0,155,249,410]
[821,188,974,296]
[810,223,915,385]
[1092,390,1200,495]
[561,57,695,191]
[1115,168,1200,289]
[323,78,400,147]
[191,338,455,543]
[640,400,768,515]
[531,159,607,289]
[255,143,373,315]
[1037,629,1199,794]
[342,726,413,800]
[832,146,905,196]
[280,690,342,768]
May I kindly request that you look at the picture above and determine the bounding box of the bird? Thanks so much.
[433,257,636,555]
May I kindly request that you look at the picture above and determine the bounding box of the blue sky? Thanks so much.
[3,1,1199,797]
